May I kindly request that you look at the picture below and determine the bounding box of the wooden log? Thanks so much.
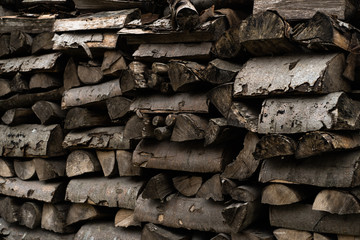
[124,115,145,140]
[196,174,223,201]
[0,124,64,157]
[0,177,66,202]
[313,190,360,215]
[259,149,360,187]
[172,175,202,197]
[71,0,154,11]
[77,65,103,85]
[152,116,165,127]
[14,159,36,180]
[29,73,61,91]
[204,118,242,146]
[0,34,10,58]
[115,209,140,228]
[133,139,233,173]
[65,177,144,209]
[9,30,32,55]
[61,79,121,109]
[106,96,132,121]
[233,53,348,98]
[66,150,101,177]
[0,197,21,223]
[1,108,37,126]
[41,203,74,233]
[168,60,205,92]
[116,150,142,177]
[0,158,14,177]
[231,228,275,240]
[296,131,360,159]
[142,173,174,201]
[31,101,65,125]
[63,126,132,150]
[120,61,149,94]
[226,102,260,132]
[0,14,55,34]
[212,27,243,59]
[134,195,233,233]
[338,236,360,240]
[165,114,177,127]
[0,73,29,98]
[154,126,172,141]
[314,233,336,240]
[0,78,12,98]
[229,184,262,202]
[96,151,118,177]
[211,233,230,240]
[202,58,241,85]
[101,50,127,77]
[273,228,312,240]
[258,92,360,134]
[64,107,111,130]
[222,132,260,180]
[168,0,199,30]
[32,32,54,55]
[63,58,81,91]
[261,184,308,205]
[66,203,112,226]
[170,114,208,142]
[19,202,41,229]
[254,134,297,160]
[33,158,66,181]
[142,223,190,240]
[253,0,358,20]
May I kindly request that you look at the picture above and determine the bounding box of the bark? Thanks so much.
[31,101,65,125]
[33,158,66,181]
[66,150,101,177]
[0,14,55,34]
[226,102,260,132]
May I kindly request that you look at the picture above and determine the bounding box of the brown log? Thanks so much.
[29,73,61,91]
[101,50,127,77]
[170,114,208,142]
[0,34,10,58]
[229,184,262,202]
[115,209,140,228]
[64,107,111,130]
[152,62,169,75]
[204,118,242,146]
[120,61,149,94]
[19,202,41,229]
[313,190,360,215]
[152,116,165,127]
[41,203,75,234]
[211,233,231,240]
[226,102,260,132]
[31,32,54,55]
[212,28,242,59]
[96,150,118,177]
[66,203,112,226]
[261,184,308,206]
[77,65,103,85]
[273,228,312,240]
[124,115,145,140]
[66,150,101,177]
[154,126,172,141]
[116,150,142,177]
[106,96,132,121]
[0,78,12,98]
[231,228,275,240]
[32,101,65,125]
[142,223,190,240]
[196,174,223,201]
[14,159,36,180]
[254,134,297,160]
[314,233,336,240]
[0,197,21,223]
[1,108,37,126]
[168,60,205,92]
[33,158,66,181]
[169,0,199,30]
[63,58,81,91]
[0,14,55,34]
[0,158,14,177]
[165,114,177,127]
[202,58,241,85]
[142,173,174,201]
[9,30,32,55]
[172,175,202,197]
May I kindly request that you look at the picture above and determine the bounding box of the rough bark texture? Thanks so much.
[170,114,208,142]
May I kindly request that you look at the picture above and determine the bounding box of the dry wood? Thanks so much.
[120,61,149,94]
[32,32,54,55]
[19,202,41,229]
[211,233,230,240]
[254,134,297,160]
[0,158,14,177]
[196,174,223,201]
[205,118,241,146]
[172,175,202,197]
[0,197,20,223]
[0,34,10,58]
[314,233,336,240]
[152,116,165,127]
[124,115,145,140]
[142,173,174,201]
[313,190,360,214]
[273,228,312,240]
[171,114,208,142]
[41,203,74,234]
[261,184,308,205]
[14,159,36,180]
[29,73,61,91]
[101,50,127,76]
[169,0,198,30]
[116,150,142,177]
[0,74,29,98]
[66,150,101,177]
[212,27,242,59]
[106,96,132,121]
[63,58,81,91]
[72,0,153,11]
[229,184,262,202]
[226,102,260,132]
[1,108,37,126]
[32,101,65,125]
[142,223,190,240]
[33,158,66,181]
[165,114,177,127]
[9,30,32,55]
[78,65,103,85]
[65,177,144,209]
[96,151,118,177]
[115,209,140,228]
[202,58,241,85]
[258,92,360,134]
[64,107,111,130]
[231,228,275,240]
[338,236,360,240]
[66,203,112,226]
[0,14,55,34]
[154,126,172,141]
[0,78,12,98]
[207,83,233,118]
[168,60,204,92]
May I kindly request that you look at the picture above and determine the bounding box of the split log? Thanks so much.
[204,118,242,146]
[63,58,81,91]
[165,114,177,127]
[142,173,174,201]
[41,203,74,234]
[101,50,127,76]
[338,236,360,240]
[134,195,233,233]
[115,209,140,228]
[0,177,66,203]
[226,102,260,132]
[64,107,111,130]
[124,115,145,140]
[154,126,172,141]
[9,30,32,55]
[212,28,243,59]
[65,177,144,209]
[96,151,118,177]
[0,158,14,177]
[233,53,348,97]
[116,150,142,177]
[231,228,275,240]
[202,58,241,85]
[207,83,232,118]
[314,233,336,240]
[32,101,65,125]
[259,149,360,187]
[142,223,190,240]
[66,203,112,226]
[74,222,142,240]
[229,184,262,202]
[0,74,29,98]
[0,34,10,58]
[63,126,132,150]
[106,96,132,121]
[33,158,66,181]
[78,65,103,85]
[1,108,37,126]
[19,202,41,229]
[0,14,55,34]
[32,32,54,55]
[222,132,260,180]
[66,150,101,177]
[1,224,75,240]
[61,79,122,109]
[29,73,61,91]
[14,159,36,180]
[196,174,223,201]
[120,61,149,94]
[261,184,308,205]
[168,60,204,92]
[152,116,165,127]
[0,197,20,223]
[133,139,234,173]
[133,42,212,62]
[170,114,208,142]
[72,0,154,11]
[141,114,154,139]
[254,134,297,160]
[0,124,64,157]
[0,78,12,98]
[313,190,360,214]
[296,131,360,159]
[258,92,360,134]
[168,0,198,30]
[273,228,312,240]
[172,175,202,197]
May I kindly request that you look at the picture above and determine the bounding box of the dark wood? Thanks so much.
[101,50,127,76]
[32,32,54,55]
[261,184,307,205]
[273,228,313,240]
[19,202,41,229]
[106,96,132,121]
[172,175,202,197]
[0,158,14,177]
[0,78,12,98]
[29,73,61,91]
[313,190,360,215]
[202,58,241,85]
[152,116,165,127]
[154,126,172,141]
[165,114,177,127]
[314,233,335,240]
[66,203,112,226]
[212,28,242,59]
[63,58,81,91]
[142,223,190,240]
[169,0,199,30]
[204,118,242,146]
[0,34,10,58]
[170,114,208,142]
[232,228,275,240]
[72,0,154,11]
[14,159,36,180]
[120,61,149,94]
[116,150,142,177]
[229,184,262,202]
[0,14,56,34]
[78,65,103,85]
[0,73,29,98]
[254,134,297,160]
[124,115,145,140]
[196,174,223,201]
[32,101,65,125]
[33,158,66,181]
[1,108,37,126]
[142,173,174,201]
[211,233,231,240]
[96,150,118,177]
[9,30,32,55]
[64,107,111,130]
[0,197,20,223]
[115,209,140,228]
[66,150,101,177]
[168,60,204,92]
[226,102,260,132]
[41,203,74,234]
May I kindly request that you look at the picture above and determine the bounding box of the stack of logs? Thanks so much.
[0,0,360,239]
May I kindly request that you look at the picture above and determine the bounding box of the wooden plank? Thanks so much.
[0,14,56,34]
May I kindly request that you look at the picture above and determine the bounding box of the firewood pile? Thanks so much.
[0,0,360,239]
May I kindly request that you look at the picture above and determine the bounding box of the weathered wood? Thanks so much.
[254,134,297,160]
[0,14,56,34]
[32,101,65,125]
[154,126,172,141]
[116,150,142,177]
[314,233,336,240]
[64,107,111,130]
[212,27,242,59]
[165,114,177,127]
[14,159,36,180]
[338,235,360,240]
[231,228,275,240]
[313,190,360,215]
[196,174,223,201]
[9,30,32,55]
[66,177,144,209]
[19,202,41,229]
[133,139,233,173]
[273,228,312,240]
[142,173,174,201]
[33,158,66,181]
[229,184,262,202]
[29,73,62,90]
[66,203,112,226]
[168,60,204,92]
[0,158,14,177]
[66,150,101,177]
[259,149,360,187]
[0,34,10,58]
[77,65,103,85]
[0,177,66,202]
[142,223,190,240]
[32,32,54,55]
[0,78,12,98]
[0,197,20,223]
[101,50,127,77]
[124,115,145,140]
[261,184,308,205]
[63,58,81,91]
[41,203,74,233]
[63,126,132,150]
[258,92,360,134]
[61,79,122,109]
[115,209,140,228]
[202,58,241,85]
[152,116,165,127]
[0,74,29,99]
[205,118,241,146]
[170,114,208,142]
[168,0,198,30]
[226,102,260,132]
[0,124,64,157]
[211,233,230,240]
[96,151,118,177]
[106,96,132,121]
[120,61,149,94]
[1,108,37,126]
[172,175,202,197]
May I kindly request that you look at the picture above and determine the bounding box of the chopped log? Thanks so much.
[314,233,335,240]
[61,79,122,109]
[124,115,145,140]
[165,114,177,127]
[196,174,223,201]
[0,197,20,223]
[101,50,127,77]
[32,101,65,125]
[133,139,233,173]
[66,150,101,177]
[0,124,64,157]
[168,60,204,92]
[142,173,174,201]
[66,203,112,226]
[152,62,169,75]
[168,0,198,30]
[142,223,190,240]
[120,61,149,94]
[222,132,260,180]
[135,195,233,233]
[133,42,212,62]
[33,158,66,181]
[204,118,242,146]
[233,53,348,97]
[231,228,275,240]
[41,203,74,234]
[115,209,140,228]
[212,27,242,59]
[63,58,81,91]
[74,222,142,240]
[19,202,41,229]
[130,93,209,114]
[313,190,360,215]
[14,159,36,180]
[9,30,32,55]
[106,96,132,121]
[0,14,55,34]
[77,65,103,85]
[0,34,10,58]
[53,9,140,32]
[0,177,66,203]
[64,107,111,130]
[96,151,118,177]
[1,108,37,126]
[154,126,172,141]
[72,0,154,11]
[254,134,297,160]
[226,102,260,132]
[259,149,360,187]
[273,228,312,240]
[63,126,132,150]
[229,184,262,202]
[170,114,208,142]
[29,73,62,90]
[152,116,165,127]
[261,184,308,205]
[116,150,142,177]
[253,0,358,20]
[258,92,360,134]
[141,115,154,139]
[32,32,54,55]
[65,177,144,209]
[202,58,241,85]
[172,175,202,197]
[0,78,12,98]
[296,131,360,159]
[0,158,14,177]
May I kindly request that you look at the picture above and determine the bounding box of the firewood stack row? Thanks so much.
[0,0,360,239]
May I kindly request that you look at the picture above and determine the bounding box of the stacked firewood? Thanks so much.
[0,0,360,239]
